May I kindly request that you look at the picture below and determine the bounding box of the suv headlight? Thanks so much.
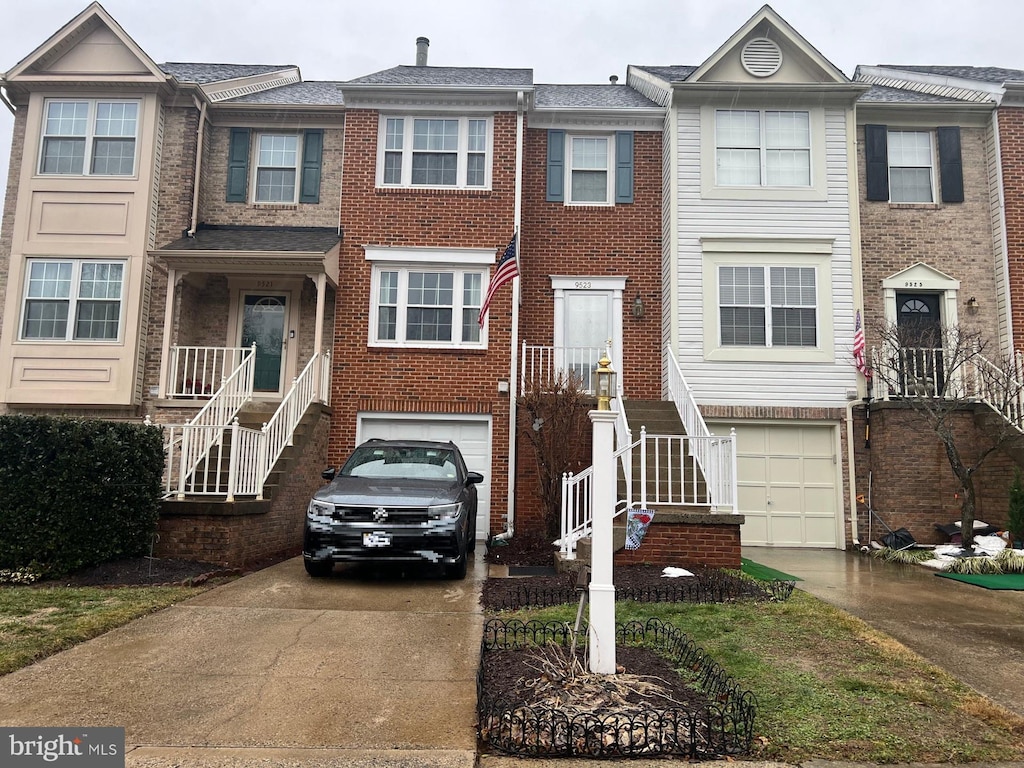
[307,500,334,519]
[427,502,463,520]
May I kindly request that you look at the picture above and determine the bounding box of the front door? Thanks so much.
[895,292,944,395]
[563,292,612,391]
[241,293,287,394]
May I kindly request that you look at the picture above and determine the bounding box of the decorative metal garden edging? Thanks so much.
[483,570,794,611]
[478,617,757,759]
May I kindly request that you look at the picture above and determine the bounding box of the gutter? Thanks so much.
[186,94,208,238]
[0,85,15,116]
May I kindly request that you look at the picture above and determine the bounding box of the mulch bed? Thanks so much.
[36,557,238,588]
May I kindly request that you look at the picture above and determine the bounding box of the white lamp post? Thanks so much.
[589,354,618,674]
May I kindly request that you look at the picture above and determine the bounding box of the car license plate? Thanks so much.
[363,531,391,548]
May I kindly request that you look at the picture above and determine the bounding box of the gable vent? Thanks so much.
[741,37,782,78]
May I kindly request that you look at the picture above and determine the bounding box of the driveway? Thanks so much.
[747,547,1024,718]
[0,553,486,767]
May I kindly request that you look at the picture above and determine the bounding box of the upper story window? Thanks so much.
[719,265,817,348]
[21,259,124,342]
[864,124,963,204]
[546,130,634,206]
[39,99,139,176]
[371,264,484,348]
[254,133,299,203]
[379,116,490,189]
[226,128,323,205]
[715,110,810,187]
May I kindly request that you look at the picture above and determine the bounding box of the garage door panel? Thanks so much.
[358,415,491,537]
[709,422,840,549]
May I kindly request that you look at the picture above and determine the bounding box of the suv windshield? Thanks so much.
[340,445,458,481]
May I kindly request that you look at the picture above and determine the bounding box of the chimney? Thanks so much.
[609,75,619,85]
[416,37,430,67]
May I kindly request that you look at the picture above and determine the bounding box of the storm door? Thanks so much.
[241,294,288,394]
[895,292,944,396]
[562,292,612,392]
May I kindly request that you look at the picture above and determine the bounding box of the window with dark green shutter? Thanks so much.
[226,128,251,202]
[864,124,889,201]
[937,126,964,203]
[300,130,323,204]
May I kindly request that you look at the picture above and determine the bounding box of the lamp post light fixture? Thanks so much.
[594,354,617,411]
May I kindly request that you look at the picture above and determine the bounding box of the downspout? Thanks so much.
[187,95,208,237]
[991,106,1014,354]
[0,86,16,116]
[495,89,525,542]
[846,397,861,546]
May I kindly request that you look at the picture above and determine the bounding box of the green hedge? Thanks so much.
[0,415,164,577]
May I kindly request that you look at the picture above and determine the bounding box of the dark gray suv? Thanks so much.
[303,439,483,579]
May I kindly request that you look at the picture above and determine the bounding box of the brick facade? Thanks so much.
[1000,107,1024,352]
[330,108,517,534]
[614,515,743,569]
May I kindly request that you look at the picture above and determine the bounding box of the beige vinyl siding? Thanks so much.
[675,105,857,408]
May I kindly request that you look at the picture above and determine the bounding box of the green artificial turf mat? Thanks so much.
[741,557,802,582]
[935,572,1024,590]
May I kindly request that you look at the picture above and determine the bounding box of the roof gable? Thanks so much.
[5,2,166,84]
[688,4,849,86]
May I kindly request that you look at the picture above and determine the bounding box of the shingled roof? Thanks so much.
[160,63,295,84]
[534,84,661,109]
[220,81,345,106]
[857,84,977,104]
[346,65,532,87]
[876,65,1024,84]
[160,226,341,253]
[629,65,699,83]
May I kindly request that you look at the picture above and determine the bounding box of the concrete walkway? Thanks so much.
[746,547,1024,718]
[0,552,487,767]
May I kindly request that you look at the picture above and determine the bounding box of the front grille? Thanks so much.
[332,506,431,525]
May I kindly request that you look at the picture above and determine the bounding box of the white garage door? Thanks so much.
[357,414,492,538]
[710,422,841,548]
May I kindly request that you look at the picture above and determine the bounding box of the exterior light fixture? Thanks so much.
[593,354,617,411]
[966,296,979,314]
[632,293,645,318]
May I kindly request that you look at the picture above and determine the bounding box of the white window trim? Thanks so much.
[886,129,936,204]
[38,98,140,177]
[881,263,960,327]
[701,240,834,363]
[565,133,615,206]
[19,258,126,343]
[699,105,827,201]
[550,276,626,376]
[251,131,300,204]
[375,115,493,190]
[365,247,495,350]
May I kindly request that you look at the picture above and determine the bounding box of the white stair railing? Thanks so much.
[521,343,605,394]
[168,345,252,398]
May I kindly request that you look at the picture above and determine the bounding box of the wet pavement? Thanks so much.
[747,547,1024,718]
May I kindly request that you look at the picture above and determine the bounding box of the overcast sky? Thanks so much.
[3,0,1024,222]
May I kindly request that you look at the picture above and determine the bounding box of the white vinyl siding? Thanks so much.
[679,105,857,407]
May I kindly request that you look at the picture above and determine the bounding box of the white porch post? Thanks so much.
[313,273,327,401]
[589,408,618,674]
[157,268,178,399]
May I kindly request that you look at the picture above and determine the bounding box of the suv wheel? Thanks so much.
[304,559,334,577]
[445,545,468,580]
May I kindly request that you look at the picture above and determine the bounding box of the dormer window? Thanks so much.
[39,99,139,176]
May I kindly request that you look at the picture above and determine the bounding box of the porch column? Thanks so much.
[589,408,618,674]
[313,273,326,402]
[157,268,177,400]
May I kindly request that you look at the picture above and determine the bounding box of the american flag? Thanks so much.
[478,233,519,327]
[853,310,871,378]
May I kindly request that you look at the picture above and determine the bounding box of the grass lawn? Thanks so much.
[0,585,206,676]
[497,592,1024,763]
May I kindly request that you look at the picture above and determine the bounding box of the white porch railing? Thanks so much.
[521,344,606,393]
[160,351,330,500]
[871,345,1024,433]
[557,347,738,560]
[168,345,253,398]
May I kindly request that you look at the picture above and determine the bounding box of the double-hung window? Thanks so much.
[719,265,817,347]
[40,99,139,176]
[887,131,933,203]
[21,259,124,341]
[373,265,484,347]
[380,116,490,188]
[715,110,810,187]
[569,136,611,203]
[254,133,299,203]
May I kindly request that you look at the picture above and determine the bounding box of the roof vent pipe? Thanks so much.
[609,75,619,84]
[416,37,430,66]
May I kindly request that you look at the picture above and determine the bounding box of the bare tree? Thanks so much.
[518,371,591,538]
[871,322,1024,549]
